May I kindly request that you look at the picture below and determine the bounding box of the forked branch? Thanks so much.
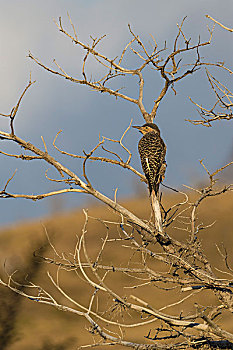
[188,69,233,126]
[28,16,215,122]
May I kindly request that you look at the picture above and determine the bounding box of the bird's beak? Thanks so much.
[132,126,141,130]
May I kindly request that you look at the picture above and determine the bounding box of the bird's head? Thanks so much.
[132,123,160,135]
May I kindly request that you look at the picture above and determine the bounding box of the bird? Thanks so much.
[133,123,166,197]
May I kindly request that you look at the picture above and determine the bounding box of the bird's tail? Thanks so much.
[152,182,160,196]
[151,162,166,196]
[150,189,163,232]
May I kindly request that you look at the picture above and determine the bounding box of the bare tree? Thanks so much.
[186,15,233,127]
[0,16,233,349]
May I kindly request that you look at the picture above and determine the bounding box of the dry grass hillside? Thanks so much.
[0,190,233,349]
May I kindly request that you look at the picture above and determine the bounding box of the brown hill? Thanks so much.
[0,191,233,349]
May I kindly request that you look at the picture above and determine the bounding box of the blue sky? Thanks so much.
[0,0,233,225]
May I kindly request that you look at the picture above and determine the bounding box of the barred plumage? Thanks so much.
[133,123,166,196]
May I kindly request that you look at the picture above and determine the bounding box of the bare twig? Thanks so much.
[206,15,233,32]
[0,75,35,135]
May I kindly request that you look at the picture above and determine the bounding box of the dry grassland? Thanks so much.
[0,191,232,349]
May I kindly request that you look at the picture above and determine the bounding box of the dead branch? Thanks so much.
[53,128,146,181]
[28,16,215,122]
[1,16,233,350]
[206,15,233,32]
[188,69,233,126]
[0,75,35,135]
[0,129,154,233]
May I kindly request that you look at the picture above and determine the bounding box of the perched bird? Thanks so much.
[133,123,166,197]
